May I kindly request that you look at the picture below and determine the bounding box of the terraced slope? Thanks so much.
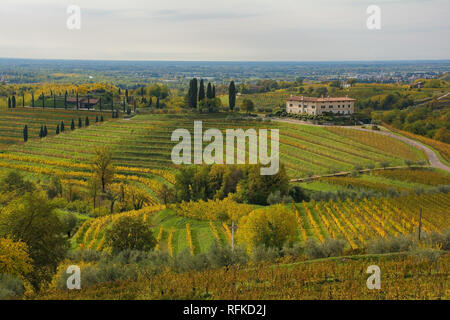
[0,108,112,147]
[0,112,427,204]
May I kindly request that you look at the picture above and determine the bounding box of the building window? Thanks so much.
[321,105,325,109]
[329,105,333,108]
[290,104,293,107]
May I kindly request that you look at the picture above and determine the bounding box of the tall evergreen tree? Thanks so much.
[56,124,60,135]
[206,82,213,99]
[23,125,28,142]
[53,95,56,109]
[76,93,79,110]
[61,121,65,132]
[12,96,16,108]
[32,93,35,108]
[198,79,205,101]
[7,97,11,108]
[22,93,25,107]
[96,115,98,123]
[156,97,160,109]
[229,81,236,111]
[42,94,45,108]
[64,91,67,109]
[212,85,216,98]
[78,117,82,128]
[187,78,198,108]
[125,89,129,103]
[85,117,89,126]
[140,87,144,97]
[43,125,48,137]
[39,126,43,138]
[71,119,75,130]
[100,115,104,122]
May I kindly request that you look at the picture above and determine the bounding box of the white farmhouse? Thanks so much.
[286,95,355,115]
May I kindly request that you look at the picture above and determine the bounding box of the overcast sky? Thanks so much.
[0,0,449,61]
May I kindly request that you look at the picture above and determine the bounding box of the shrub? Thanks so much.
[105,215,156,254]
[366,235,414,254]
[0,274,25,300]
[305,238,346,259]
[251,245,280,264]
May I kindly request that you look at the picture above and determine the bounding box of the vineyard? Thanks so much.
[0,110,428,208]
[39,252,449,300]
[292,192,449,248]
[0,108,113,147]
[74,191,450,254]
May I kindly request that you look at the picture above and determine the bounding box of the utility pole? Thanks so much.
[418,208,422,241]
[231,221,235,253]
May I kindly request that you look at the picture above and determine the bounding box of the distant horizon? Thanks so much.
[1,57,450,64]
[1,0,449,61]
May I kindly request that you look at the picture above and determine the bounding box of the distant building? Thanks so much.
[410,81,424,89]
[286,95,355,115]
[66,97,99,108]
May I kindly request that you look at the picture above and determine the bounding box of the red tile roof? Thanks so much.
[287,96,355,102]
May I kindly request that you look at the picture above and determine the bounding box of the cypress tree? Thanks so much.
[229,81,236,111]
[156,97,160,109]
[7,97,11,108]
[125,89,129,103]
[42,94,45,108]
[101,115,104,122]
[134,100,136,113]
[123,98,126,112]
[206,82,213,99]
[99,97,102,111]
[53,94,56,109]
[78,118,82,128]
[140,87,144,97]
[22,94,25,107]
[187,78,198,108]
[213,85,216,98]
[61,121,65,132]
[43,125,48,137]
[32,93,35,108]
[85,116,89,126]
[39,126,43,138]
[64,91,67,109]
[76,93,79,110]
[12,96,16,108]
[71,119,75,130]
[96,116,98,123]
[23,125,28,142]
[198,79,205,101]
[149,97,152,107]
[56,124,60,135]
[118,88,121,95]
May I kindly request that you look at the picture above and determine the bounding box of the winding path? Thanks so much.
[274,118,450,173]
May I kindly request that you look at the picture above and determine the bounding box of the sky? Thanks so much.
[0,0,449,61]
